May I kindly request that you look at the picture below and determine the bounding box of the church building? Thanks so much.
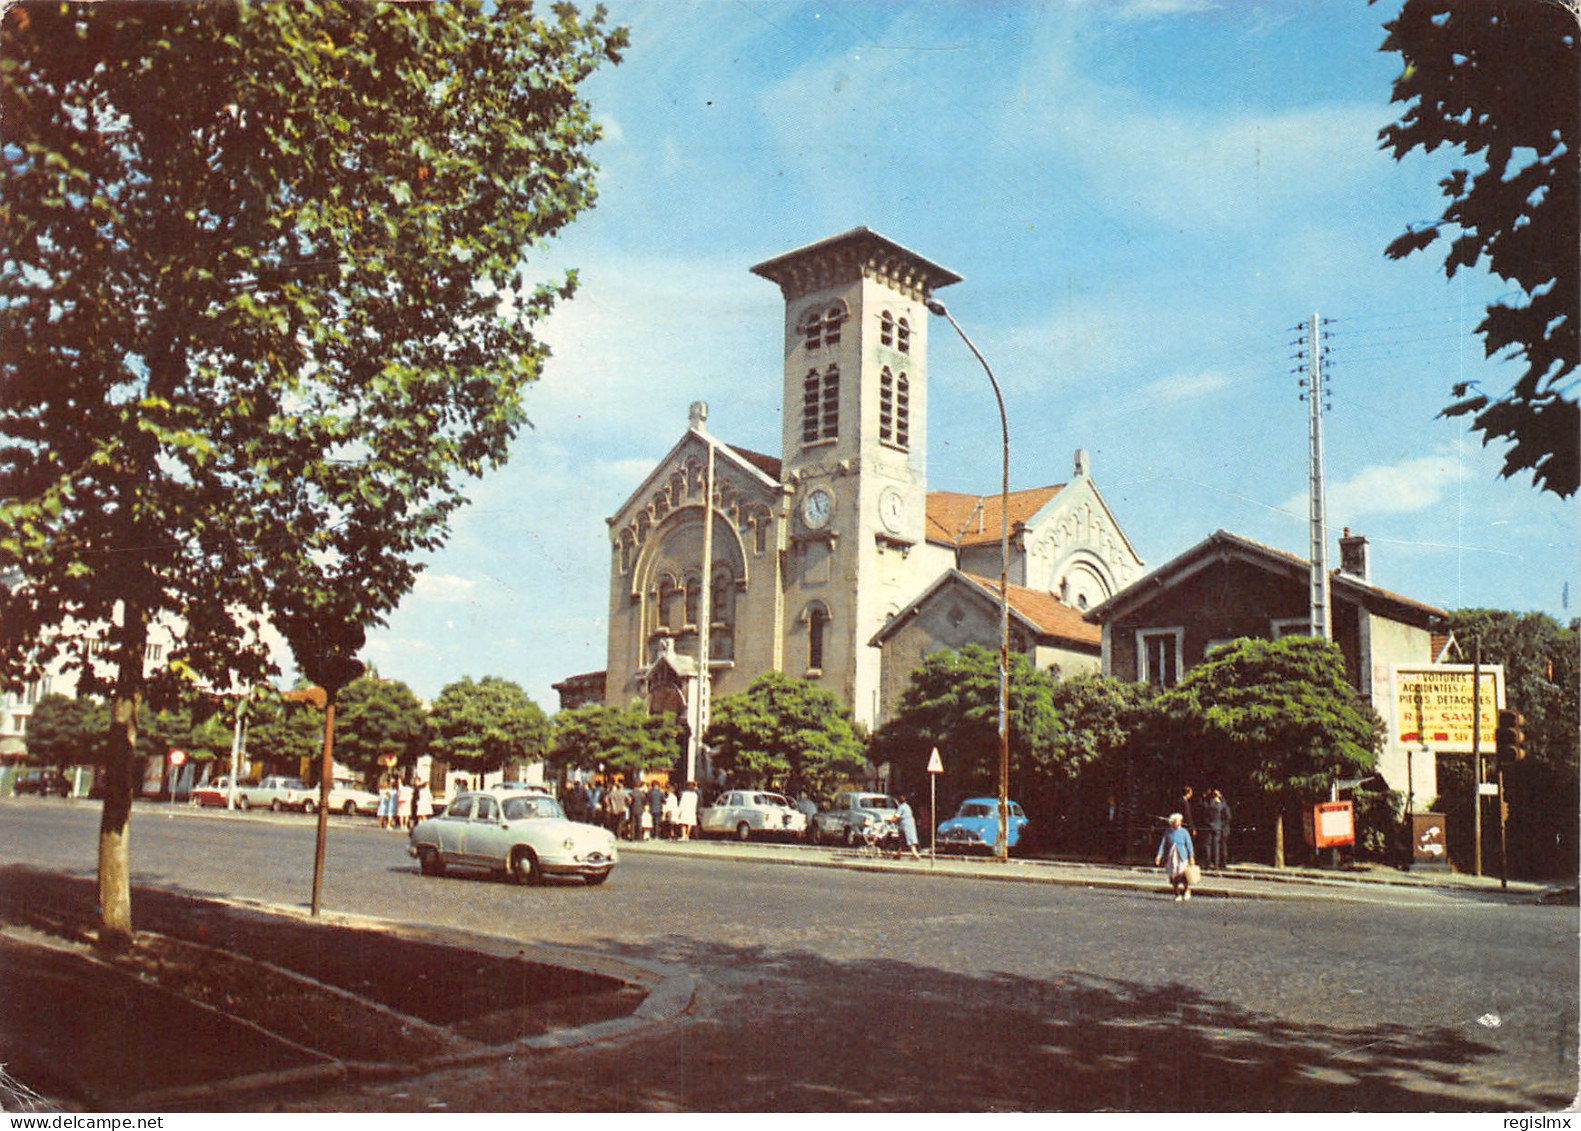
[591,229,1143,774]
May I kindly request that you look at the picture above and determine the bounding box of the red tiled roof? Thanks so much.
[727,444,782,480]
[926,486,1062,548]
[963,573,1101,647]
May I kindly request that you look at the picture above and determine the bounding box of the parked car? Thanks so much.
[301,778,381,817]
[408,789,617,886]
[238,775,313,812]
[13,768,71,797]
[189,776,249,807]
[698,790,807,841]
[807,791,900,846]
[936,796,1030,853]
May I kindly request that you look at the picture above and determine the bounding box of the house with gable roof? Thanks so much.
[1083,528,1450,807]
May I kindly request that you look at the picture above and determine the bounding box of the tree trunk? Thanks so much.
[98,601,149,951]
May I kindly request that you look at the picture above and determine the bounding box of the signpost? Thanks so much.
[167,749,186,806]
[926,747,944,868]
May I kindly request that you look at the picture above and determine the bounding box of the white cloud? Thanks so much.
[1281,454,1462,519]
[412,573,481,603]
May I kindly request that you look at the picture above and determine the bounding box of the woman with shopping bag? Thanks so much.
[1155,812,1198,902]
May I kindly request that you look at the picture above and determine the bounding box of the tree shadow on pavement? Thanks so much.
[449,936,1571,1113]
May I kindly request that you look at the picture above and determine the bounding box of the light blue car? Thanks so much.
[936,796,1029,853]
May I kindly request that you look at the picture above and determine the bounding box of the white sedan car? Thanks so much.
[408,789,618,886]
[698,789,808,841]
[302,778,381,817]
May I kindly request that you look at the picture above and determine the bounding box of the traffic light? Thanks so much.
[1495,709,1525,766]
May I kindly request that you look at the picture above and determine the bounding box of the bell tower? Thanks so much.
[751,229,961,725]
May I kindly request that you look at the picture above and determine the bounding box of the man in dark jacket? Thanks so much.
[647,781,665,840]
[1203,789,1232,869]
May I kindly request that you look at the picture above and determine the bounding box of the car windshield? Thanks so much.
[446,797,474,819]
[959,803,993,819]
[502,796,563,821]
[858,796,896,809]
[755,794,789,808]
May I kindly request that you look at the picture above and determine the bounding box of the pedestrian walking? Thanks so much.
[662,786,679,839]
[1155,812,1197,902]
[395,775,412,831]
[627,782,646,841]
[895,793,921,860]
[647,781,664,840]
[1204,788,1232,869]
[415,777,434,822]
[377,768,398,830]
[678,781,699,840]
[604,780,627,835]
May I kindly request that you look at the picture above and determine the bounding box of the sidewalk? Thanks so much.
[617,832,1568,906]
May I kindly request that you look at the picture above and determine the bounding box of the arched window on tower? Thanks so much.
[801,307,824,351]
[894,371,910,449]
[823,304,844,346]
[880,310,895,348]
[802,370,822,444]
[805,603,830,673]
[684,573,701,629]
[896,317,911,354]
[880,367,896,444]
[820,365,840,441]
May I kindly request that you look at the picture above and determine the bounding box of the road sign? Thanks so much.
[926,747,944,774]
[1477,782,1499,796]
[168,749,187,766]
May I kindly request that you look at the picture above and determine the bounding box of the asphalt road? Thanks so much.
[1,799,1575,1112]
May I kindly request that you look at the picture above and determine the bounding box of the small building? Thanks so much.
[1084,528,1448,806]
[870,570,1102,722]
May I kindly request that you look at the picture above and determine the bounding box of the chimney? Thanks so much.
[1338,528,1369,581]
[1073,449,1090,478]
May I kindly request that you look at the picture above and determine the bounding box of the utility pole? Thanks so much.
[1296,313,1332,641]
[688,401,715,788]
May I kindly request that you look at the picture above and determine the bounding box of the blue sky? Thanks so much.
[358,0,1577,710]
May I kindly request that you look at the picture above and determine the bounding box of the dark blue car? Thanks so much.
[936,796,1029,852]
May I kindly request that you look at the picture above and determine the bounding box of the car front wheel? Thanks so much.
[808,823,822,845]
[735,822,752,842]
[236,796,250,810]
[342,802,359,817]
[302,799,317,815]
[512,847,541,885]
[417,847,445,876]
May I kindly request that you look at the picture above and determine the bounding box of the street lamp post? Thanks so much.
[926,297,1011,863]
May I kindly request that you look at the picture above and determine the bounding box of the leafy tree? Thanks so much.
[0,2,625,945]
[330,676,427,779]
[1438,609,1578,876]
[873,645,1067,817]
[550,702,680,784]
[1155,637,1384,867]
[426,676,549,779]
[246,690,330,778]
[1042,675,1159,849]
[23,694,107,768]
[705,672,867,796]
[1378,0,1579,496]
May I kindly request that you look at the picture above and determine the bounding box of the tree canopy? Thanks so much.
[21,693,107,768]
[705,672,867,796]
[550,702,680,783]
[1156,637,1384,864]
[425,676,549,777]
[1378,0,1579,496]
[330,675,426,778]
[872,645,1067,805]
[0,1,625,944]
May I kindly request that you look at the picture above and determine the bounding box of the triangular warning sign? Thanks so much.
[926,747,944,774]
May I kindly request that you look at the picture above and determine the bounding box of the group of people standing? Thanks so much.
[1154,785,1232,902]
[376,769,433,831]
[562,778,700,842]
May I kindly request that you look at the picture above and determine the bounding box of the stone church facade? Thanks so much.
[595,229,1143,771]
